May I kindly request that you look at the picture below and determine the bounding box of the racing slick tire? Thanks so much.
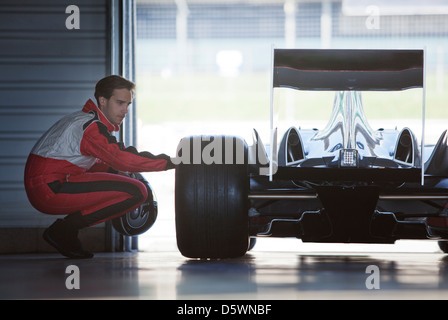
[112,173,158,236]
[175,135,250,259]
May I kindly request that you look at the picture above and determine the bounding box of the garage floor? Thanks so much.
[1,239,448,300]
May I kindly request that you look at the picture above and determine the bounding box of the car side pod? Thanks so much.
[174,135,250,259]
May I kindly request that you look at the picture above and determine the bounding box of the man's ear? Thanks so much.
[98,97,106,108]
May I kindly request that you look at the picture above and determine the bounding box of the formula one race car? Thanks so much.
[174,49,448,259]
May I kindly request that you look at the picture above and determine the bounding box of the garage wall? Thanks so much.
[0,0,112,253]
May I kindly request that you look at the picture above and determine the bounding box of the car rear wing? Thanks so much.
[272,49,424,91]
[268,48,426,184]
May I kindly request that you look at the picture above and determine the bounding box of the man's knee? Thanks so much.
[131,178,148,204]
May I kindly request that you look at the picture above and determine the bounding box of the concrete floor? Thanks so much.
[1,239,448,300]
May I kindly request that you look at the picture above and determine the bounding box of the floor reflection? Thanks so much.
[175,251,448,299]
[1,249,448,299]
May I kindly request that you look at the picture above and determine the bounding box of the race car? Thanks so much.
[174,49,448,259]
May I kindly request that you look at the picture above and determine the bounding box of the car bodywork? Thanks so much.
[174,49,448,259]
[249,49,448,244]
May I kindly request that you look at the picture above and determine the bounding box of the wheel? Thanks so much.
[438,241,448,253]
[175,135,250,259]
[112,173,158,236]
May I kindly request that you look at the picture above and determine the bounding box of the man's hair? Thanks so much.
[94,75,136,104]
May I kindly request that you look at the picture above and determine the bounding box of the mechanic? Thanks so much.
[24,75,175,259]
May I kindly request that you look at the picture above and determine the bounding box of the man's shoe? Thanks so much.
[43,219,94,259]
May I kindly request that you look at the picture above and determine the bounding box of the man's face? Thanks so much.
[98,88,133,126]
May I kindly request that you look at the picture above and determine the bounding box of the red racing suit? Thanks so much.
[24,99,173,226]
